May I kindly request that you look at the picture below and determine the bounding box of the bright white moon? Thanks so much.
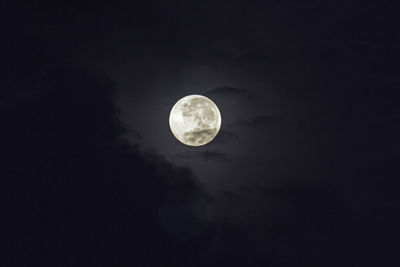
[169,95,221,146]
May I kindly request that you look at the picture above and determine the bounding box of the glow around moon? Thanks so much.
[169,95,221,146]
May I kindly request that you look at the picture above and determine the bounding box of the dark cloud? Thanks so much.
[236,115,282,128]
[212,129,238,144]
[122,129,143,143]
[197,151,230,161]
[1,66,211,266]
[206,86,248,97]
[221,190,244,202]
[174,150,230,162]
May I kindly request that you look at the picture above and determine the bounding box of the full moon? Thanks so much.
[169,95,221,146]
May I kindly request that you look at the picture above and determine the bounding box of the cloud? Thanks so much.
[0,66,211,265]
[198,151,230,161]
[174,150,230,162]
[122,129,143,144]
[221,190,244,202]
[236,115,282,128]
[213,129,238,144]
[205,86,248,97]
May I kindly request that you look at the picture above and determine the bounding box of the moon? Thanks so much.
[169,95,221,146]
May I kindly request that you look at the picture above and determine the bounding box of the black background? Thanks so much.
[2,1,399,266]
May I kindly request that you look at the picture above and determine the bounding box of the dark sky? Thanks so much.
[2,0,399,266]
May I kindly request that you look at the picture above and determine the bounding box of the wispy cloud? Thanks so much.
[174,150,230,161]
[213,129,238,144]
[206,86,248,97]
[236,115,282,128]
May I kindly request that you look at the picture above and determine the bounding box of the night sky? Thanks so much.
[2,1,399,266]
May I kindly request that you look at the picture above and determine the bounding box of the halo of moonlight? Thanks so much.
[169,95,221,146]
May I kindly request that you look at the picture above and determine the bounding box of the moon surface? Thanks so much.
[169,95,221,146]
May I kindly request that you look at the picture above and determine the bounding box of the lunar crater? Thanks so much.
[169,95,221,146]
[183,128,217,145]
